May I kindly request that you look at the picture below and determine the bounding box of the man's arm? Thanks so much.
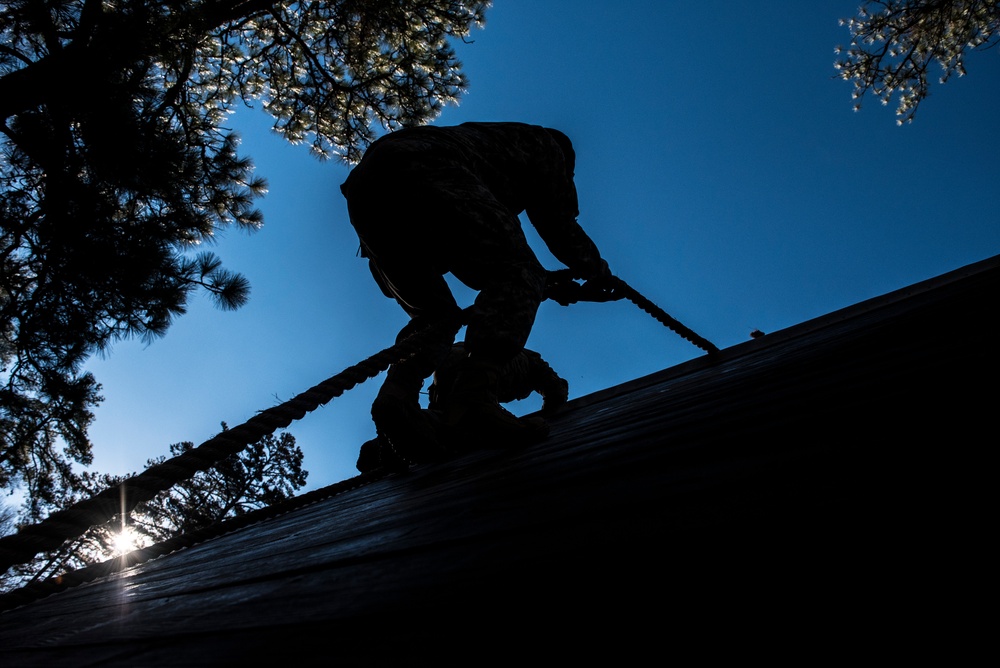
[523,130,610,282]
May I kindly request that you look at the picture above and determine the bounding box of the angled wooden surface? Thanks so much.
[1,254,995,665]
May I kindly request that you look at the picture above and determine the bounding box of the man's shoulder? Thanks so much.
[376,121,562,145]
[457,120,544,131]
[457,122,572,155]
[357,122,571,174]
[455,121,556,139]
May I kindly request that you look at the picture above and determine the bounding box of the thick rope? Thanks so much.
[0,273,717,578]
[546,271,720,354]
[0,313,465,575]
[614,278,719,354]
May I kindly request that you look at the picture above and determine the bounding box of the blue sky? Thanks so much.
[84,1,1000,491]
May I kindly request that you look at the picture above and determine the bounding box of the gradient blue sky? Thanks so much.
[83,1,1000,491]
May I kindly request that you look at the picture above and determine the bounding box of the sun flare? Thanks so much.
[111,526,140,556]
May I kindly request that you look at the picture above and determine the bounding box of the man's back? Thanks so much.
[344,122,577,218]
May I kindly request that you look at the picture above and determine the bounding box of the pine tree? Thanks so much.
[3,428,307,590]
[835,0,1000,123]
[0,1,489,504]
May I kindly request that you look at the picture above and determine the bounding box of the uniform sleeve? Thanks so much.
[523,134,605,278]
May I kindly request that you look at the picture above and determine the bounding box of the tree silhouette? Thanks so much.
[3,428,306,590]
[0,0,489,505]
[124,429,308,544]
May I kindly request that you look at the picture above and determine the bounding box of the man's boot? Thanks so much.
[442,355,549,449]
[371,369,448,466]
[356,435,411,474]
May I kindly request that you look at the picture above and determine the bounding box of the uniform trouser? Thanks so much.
[366,252,547,394]
[346,171,548,398]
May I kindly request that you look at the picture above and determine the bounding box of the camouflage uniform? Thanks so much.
[341,122,608,462]
[341,122,607,374]
[428,342,569,416]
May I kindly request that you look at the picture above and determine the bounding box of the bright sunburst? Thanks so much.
[111,525,141,556]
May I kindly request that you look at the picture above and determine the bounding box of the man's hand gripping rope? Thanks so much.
[545,268,623,306]
[544,267,720,355]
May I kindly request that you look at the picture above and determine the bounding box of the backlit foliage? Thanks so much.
[0,1,488,511]
[835,0,999,123]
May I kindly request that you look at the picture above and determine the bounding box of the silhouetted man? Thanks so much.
[340,121,612,463]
